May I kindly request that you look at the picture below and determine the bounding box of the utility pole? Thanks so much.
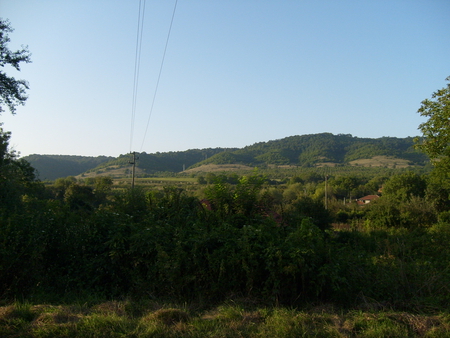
[325,174,329,210]
[129,151,137,189]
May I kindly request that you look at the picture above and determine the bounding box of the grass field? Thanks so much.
[2,300,449,337]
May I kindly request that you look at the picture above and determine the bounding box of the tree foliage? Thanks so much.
[382,171,426,202]
[24,154,113,180]
[0,19,31,114]
[416,76,450,169]
[1,173,450,309]
[0,125,41,214]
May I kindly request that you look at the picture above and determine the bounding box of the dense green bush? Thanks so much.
[1,168,450,311]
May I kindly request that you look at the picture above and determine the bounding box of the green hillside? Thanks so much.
[22,154,113,180]
[24,133,428,180]
[90,148,236,173]
[192,133,427,168]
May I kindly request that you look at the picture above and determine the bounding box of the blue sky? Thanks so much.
[1,0,449,157]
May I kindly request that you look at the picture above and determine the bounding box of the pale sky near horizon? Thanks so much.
[1,0,449,157]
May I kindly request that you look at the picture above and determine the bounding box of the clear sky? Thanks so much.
[1,0,449,157]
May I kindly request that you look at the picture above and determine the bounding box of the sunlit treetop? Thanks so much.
[0,18,32,115]
[416,76,450,162]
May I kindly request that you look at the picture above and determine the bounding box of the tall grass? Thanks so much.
[1,301,449,337]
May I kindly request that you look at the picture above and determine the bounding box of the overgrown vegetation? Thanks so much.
[2,300,450,337]
[2,166,450,308]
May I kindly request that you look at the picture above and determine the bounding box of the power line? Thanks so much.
[139,0,178,152]
[129,0,146,153]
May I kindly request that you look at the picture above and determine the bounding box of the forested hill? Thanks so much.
[194,133,427,168]
[23,148,234,180]
[23,133,428,180]
[22,155,114,180]
[88,148,236,174]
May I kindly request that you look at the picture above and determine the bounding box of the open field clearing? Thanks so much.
[183,164,254,173]
[76,166,145,179]
[126,177,197,183]
[349,156,412,168]
[113,177,197,186]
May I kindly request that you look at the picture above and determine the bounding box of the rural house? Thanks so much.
[357,195,379,205]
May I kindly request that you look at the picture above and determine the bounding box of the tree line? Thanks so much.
[2,166,450,310]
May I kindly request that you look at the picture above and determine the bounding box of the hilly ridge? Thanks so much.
[190,133,426,167]
[22,154,114,180]
[23,133,428,180]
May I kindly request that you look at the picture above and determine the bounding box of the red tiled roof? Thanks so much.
[358,195,379,201]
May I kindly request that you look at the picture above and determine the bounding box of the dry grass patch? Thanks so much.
[33,308,82,326]
[30,304,91,334]
[143,308,190,326]
[0,303,38,322]
[349,155,411,168]
[386,312,443,336]
[0,305,15,321]
[184,164,254,173]
[92,300,127,316]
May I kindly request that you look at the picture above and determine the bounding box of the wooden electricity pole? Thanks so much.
[129,151,137,189]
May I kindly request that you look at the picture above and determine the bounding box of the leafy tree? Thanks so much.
[284,195,332,230]
[0,125,12,165]
[382,171,426,202]
[203,172,267,220]
[283,183,305,203]
[0,125,40,213]
[197,175,207,184]
[365,197,402,228]
[302,172,324,183]
[205,172,216,184]
[425,171,450,212]
[84,177,96,185]
[415,76,450,170]
[330,175,363,200]
[0,21,37,213]
[91,176,113,205]
[399,196,436,227]
[0,19,32,114]
[52,176,77,199]
[232,173,266,216]
[415,77,450,212]
[365,175,388,194]
[64,183,96,211]
[289,176,303,184]
[94,176,113,194]
[227,172,240,184]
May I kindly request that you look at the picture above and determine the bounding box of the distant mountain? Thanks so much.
[22,154,114,180]
[88,148,236,173]
[24,133,429,180]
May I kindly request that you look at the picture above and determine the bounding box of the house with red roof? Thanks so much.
[357,195,380,205]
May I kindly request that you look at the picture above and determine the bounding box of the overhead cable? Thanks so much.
[139,0,178,152]
[129,0,146,152]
